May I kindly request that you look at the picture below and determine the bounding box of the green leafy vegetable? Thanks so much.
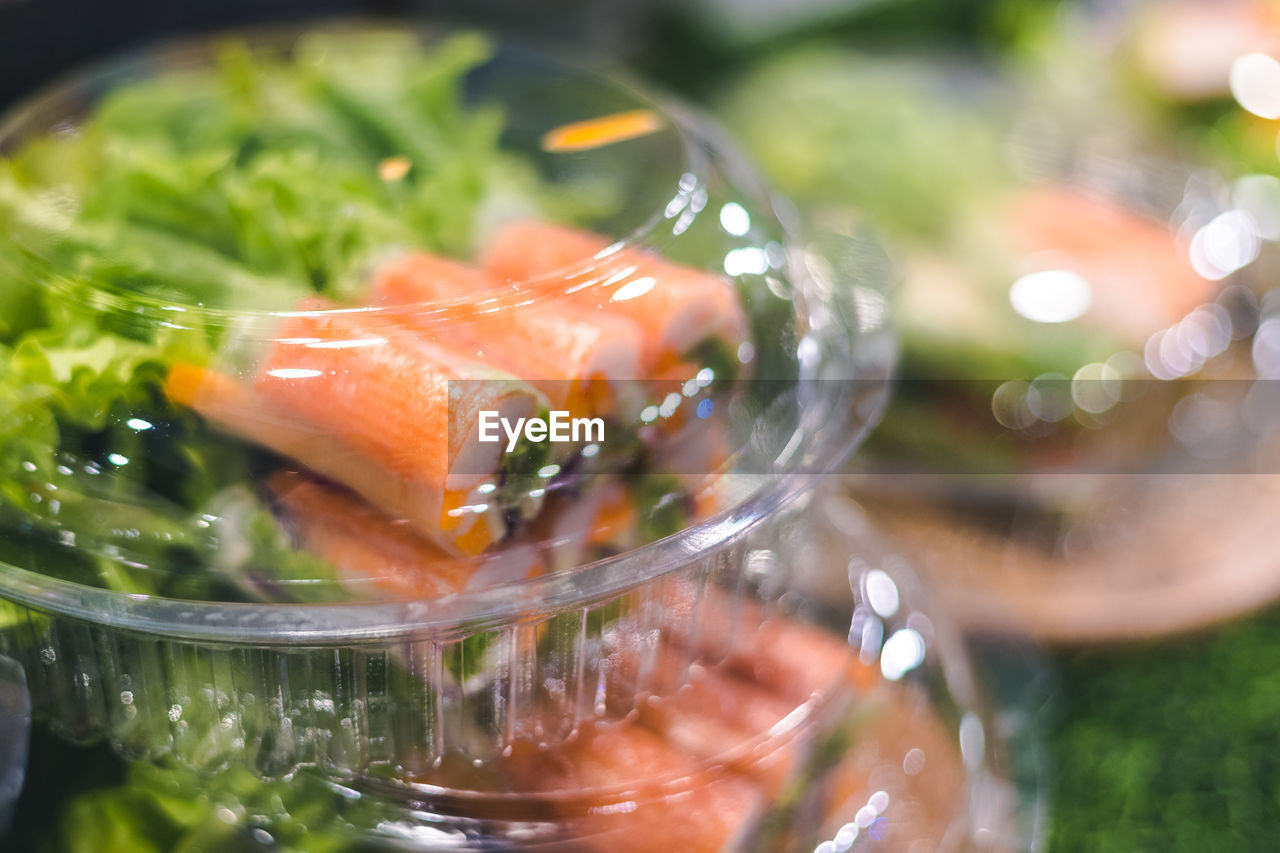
[635,474,692,542]
[0,31,537,600]
[46,759,383,853]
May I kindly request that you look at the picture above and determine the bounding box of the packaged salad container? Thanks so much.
[721,49,1280,641]
[0,23,1023,852]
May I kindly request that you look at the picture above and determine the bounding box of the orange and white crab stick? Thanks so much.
[166,299,547,555]
[481,221,750,375]
[371,251,643,416]
[504,719,764,853]
[268,472,543,599]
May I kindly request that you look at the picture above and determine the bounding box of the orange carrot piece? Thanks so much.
[541,109,664,153]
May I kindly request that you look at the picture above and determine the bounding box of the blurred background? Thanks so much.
[3,0,1280,850]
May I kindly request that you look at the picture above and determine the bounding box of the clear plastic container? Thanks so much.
[0,23,1035,853]
[2,488,1026,852]
[750,54,1280,641]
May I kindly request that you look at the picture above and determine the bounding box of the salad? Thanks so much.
[0,29,783,606]
[717,46,1278,638]
[0,25,922,853]
[9,597,966,852]
[719,48,1256,477]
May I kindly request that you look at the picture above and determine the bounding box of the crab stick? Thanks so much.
[166,299,548,555]
[370,251,643,415]
[481,221,750,375]
[504,720,763,853]
[268,472,543,599]
[636,658,815,794]
[658,588,866,703]
[1011,185,1218,345]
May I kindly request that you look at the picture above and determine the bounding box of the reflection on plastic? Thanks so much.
[0,655,30,835]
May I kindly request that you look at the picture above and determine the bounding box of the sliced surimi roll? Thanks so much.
[1011,186,1218,345]
[166,299,549,555]
[658,586,866,703]
[481,221,750,375]
[503,720,763,853]
[268,472,543,599]
[371,251,644,415]
[635,658,814,795]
